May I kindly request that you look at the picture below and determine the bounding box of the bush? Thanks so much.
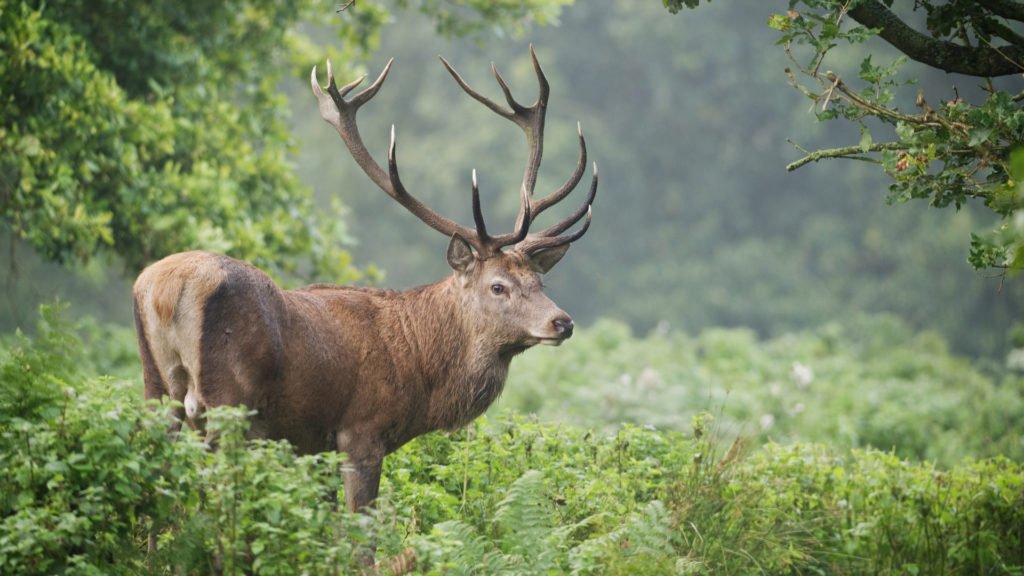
[1,307,1022,574]
[0,306,371,574]
[501,316,1024,465]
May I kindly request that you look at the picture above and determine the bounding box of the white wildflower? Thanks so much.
[790,361,814,387]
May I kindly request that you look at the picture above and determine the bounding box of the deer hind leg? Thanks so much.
[135,301,188,434]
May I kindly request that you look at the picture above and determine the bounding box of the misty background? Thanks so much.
[4,0,1020,359]
[292,1,1020,359]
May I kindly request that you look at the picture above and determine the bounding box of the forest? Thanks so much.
[2,0,1023,573]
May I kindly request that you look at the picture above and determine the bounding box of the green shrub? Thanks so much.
[501,316,1024,465]
[399,416,1024,575]
[0,306,371,574]
[2,307,1022,574]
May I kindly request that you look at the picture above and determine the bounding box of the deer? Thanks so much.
[132,46,597,521]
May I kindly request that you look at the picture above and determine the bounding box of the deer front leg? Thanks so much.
[337,430,384,512]
[343,456,383,513]
[337,431,384,567]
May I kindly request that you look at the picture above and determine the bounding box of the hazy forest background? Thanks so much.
[5,1,1023,358]
[3,0,1024,573]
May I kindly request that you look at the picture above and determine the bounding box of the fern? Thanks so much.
[417,469,574,574]
[429,520,515,575]
[568,500,681,575]
[494,470,553,556]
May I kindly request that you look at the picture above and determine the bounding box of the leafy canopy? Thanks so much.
[667,0,1024,272]
[0,0,571,280]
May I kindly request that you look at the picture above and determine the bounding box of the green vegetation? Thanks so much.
[1,0,372,280]
[0,0,566,281]
[503,316,1024,466]
[2,307,1023,574]
[669,0,1024,271]
[4,1,1024,573]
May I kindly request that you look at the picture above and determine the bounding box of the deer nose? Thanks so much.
[552,318,574,339]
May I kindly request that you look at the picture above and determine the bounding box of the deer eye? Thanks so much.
[490,283,506,296]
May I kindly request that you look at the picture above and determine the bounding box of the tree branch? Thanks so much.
[786,141,905,172]
[977,14,1024,48]
[847,0,1024,76]
[975,0,1024,22]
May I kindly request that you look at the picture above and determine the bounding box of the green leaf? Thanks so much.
[1008,146,1024,181]
[859,125,873,153]
[768,14,791,32]
[894,121,915,141]
[967,127,994,147]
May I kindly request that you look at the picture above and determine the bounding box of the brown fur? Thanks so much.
[133,247,573,513]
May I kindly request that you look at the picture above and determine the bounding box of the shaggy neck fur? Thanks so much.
[396,276,515,432]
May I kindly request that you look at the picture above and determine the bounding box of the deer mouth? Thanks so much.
[523,333,570,347]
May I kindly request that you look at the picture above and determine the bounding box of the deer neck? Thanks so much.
[402,277,512,431]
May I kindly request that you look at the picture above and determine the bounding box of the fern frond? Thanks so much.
[569,500,680,575]
[431,520,503,575]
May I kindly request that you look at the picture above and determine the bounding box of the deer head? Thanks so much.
[311,46,596,349]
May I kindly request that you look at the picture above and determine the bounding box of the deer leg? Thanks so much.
[336,430,384,512]
[337,431,384,566]
[343,458,382,513]
[345,458,382,568]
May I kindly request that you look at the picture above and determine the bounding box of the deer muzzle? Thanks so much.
[552,317,574,339]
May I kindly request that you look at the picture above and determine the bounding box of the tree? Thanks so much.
[665,0,1024,272]
[0,0,570,282]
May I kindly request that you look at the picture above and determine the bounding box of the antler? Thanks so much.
[313,48,596,260]
[517,160,597,254]
[311,59,484,250]
[441,45,597,256]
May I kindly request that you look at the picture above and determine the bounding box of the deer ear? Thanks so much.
[447,234,476,273]
[528,244,570,274]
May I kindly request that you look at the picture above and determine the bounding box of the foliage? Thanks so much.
[672,0,1024,271]
[501,316,1024,467]
[393,0,574,37]
[0,0,571,281]
[2,307,1023,574]
[0,0,357,281]
[0,307,371,574]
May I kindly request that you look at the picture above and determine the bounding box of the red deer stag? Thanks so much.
[132,46,597,515]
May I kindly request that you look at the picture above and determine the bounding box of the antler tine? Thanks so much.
[509,179,534,244]
[440,45,549,253]
[314,59,486,253]
[386,125,483,243]
[530,160,597,238]
[342,60,393,106]
[533,122,588,218]
[440,57,515,121]
[471,169,489,241]
[519,207,593,254]
[311,59,395,191]
[517,162,597,254]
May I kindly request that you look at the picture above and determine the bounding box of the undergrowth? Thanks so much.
[502,317,1024,466]
[1,306,1023,574]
